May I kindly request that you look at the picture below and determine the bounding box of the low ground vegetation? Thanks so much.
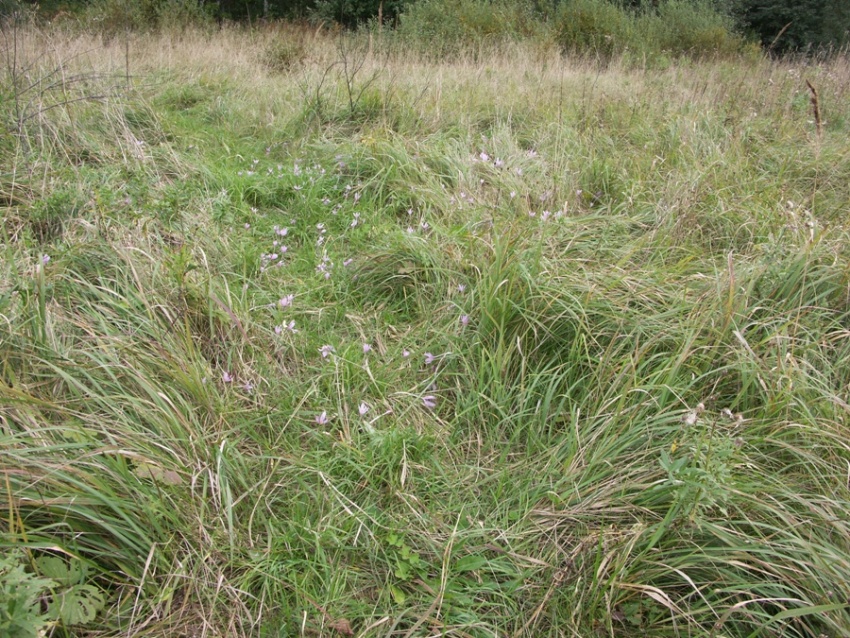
[2,19,850,638]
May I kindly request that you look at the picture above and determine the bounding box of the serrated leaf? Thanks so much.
[35,557,84,586]
[49,584,105,626]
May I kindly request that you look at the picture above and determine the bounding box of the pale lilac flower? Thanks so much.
[243,381,254,393]
[222,371,233,383]
[354,192,362,203]
[244,223,251,229]
[422,395,437,409]
[279,294,294,308]
[277,228,288,237]
[460,314,470,326]
[495,158,505,168]
[358,402,369,416]
[285,320,298,333]
[343,258,353,267]
[510,191,516,199]
[424,352,436,365]
[457,284,466,293]
[363,343,372,354]
[541,210,551,221]
[41,254,50,265]
[479,151,490,162]
[402,349,411,358]
[315,411,329,425]
[275,325,283,335]
[320,345,335,358]
[407,226,415,234]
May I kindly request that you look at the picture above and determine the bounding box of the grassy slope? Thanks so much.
[2,24,850,637]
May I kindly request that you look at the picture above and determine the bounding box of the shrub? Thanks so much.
[645,0,744,58]
[552,0,636,59]
[397,0,542,58]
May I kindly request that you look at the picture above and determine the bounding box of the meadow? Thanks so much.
[2,19,850,637]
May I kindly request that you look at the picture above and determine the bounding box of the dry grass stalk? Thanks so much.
[806,78,823,137]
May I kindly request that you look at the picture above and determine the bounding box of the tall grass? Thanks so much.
[2,20,850,637]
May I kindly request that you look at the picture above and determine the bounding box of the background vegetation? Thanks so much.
[7,0,850,54]
[2,2,850,637]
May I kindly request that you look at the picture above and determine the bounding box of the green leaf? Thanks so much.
[454,555,487,573]
[35,557,85,586]
[389,585,407,605]
[48,584,105,626]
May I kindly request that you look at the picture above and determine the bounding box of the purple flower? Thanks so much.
[320,345,335,358]
[244,223,251,229]
[41,254,50,265]
[402,349,411,358]
[315,411,329,425]
[243,381,254,393]
[362,343,372,354]
[343,258,353,267]
[279,294,294,308]
[457,284,466,293]
[460,314,470,327]
[424,352,435,365]
[422,395,437,409]
[222,371,234,383]
[358,402,369,416]
[274,325,283,335]
[285,320,298,333]
[479,151,490,162]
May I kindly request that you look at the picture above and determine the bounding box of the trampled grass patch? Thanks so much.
[2,22,850,638]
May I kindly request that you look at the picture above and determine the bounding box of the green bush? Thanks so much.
[645,0,744,58]
[397,0,543,58]
[551,0,746,62]
[84,0,212,35]
[552,0,635,59]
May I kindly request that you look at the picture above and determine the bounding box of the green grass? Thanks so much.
[2,22,850,638]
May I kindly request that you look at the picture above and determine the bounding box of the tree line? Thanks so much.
[8,0,850,54]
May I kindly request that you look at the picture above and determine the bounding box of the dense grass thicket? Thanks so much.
[2,20,850,637]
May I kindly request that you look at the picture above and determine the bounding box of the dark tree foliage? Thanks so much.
[738,0,850,53]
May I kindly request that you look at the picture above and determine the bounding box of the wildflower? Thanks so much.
[479,151,490,162]
[424,352,435,365]
[277,228,288,237]
[279,294,294,308]
[222,371,234,383]
[244,223,251,229]
[402,349,411,358]
[460,314,470,327]
[320,345,335,358]
[363,343,372,354]
[274,325,283,335]
[41,254,50,265]
[286,320,298,333]
[510,191,516,198]
[541,210,551,221]
[457,284,466,293]
[494,158,505,168]
[243,382,254,393]
[316,411,329,425]
[343,258,353,267]
[358,402,369,416]
[422,395,437,409]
